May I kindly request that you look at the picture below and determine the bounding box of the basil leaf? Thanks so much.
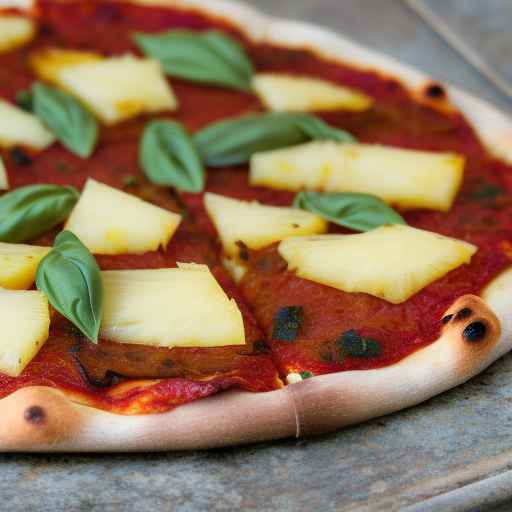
[294,191,406,232]
[33,82,98,158]
[140,120,205,192]
[337,330,382,358]
[36,231,103,342]
[134,30,254,92]
[0,184,79,242]
[272,306,303,341]
[193,112,355,167]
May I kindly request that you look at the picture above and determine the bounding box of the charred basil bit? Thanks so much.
[455,307,472,320]
[442,314,454,324]
[337,329,382,358]
[272,306,303,341]
[463,321,487,342]
[469,184,504,201]
[16,89,33,112]
[300,371,314,380]
[425,83,446,99]
[123,175,139,188]
[253,339,270,354]
[74,356,122,388]
[235,240,250,261]
[10,147,32,166]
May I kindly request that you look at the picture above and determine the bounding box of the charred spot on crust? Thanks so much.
[272,306,303,341]
[442,314,454,324]
[425,83,446,99]
[455,307,473,320]
[235,240,250,261]
[463,321,487,342]
[24,405,46,425]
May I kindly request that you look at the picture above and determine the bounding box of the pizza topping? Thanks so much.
[0,100,55,150]
[0,185,79,243]
[0,16,35,53]
[0,157,7,191]
[463,321,487,342]
[0,288,50,377]
[56,55,177,125]
[204,192,326,256]
[337,330,382,358]
[134,30,254,92]
[29,47,102,85]
[65,179,181,255]
[15,90,33,112]
[0,243,50,290]
[36,231,103,342]
[272,306,303,341]
[140,120,205,192]
[32,82,98,158]
[9,147,33,167]
[278,225,477,304]
[193,112,355,167]
[300,371,314,379]
[100,263,245,348]
[250,141,465,212]
[294,191,405,232]
[252,73,373,112]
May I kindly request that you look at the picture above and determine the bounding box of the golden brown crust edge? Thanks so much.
[0,286,509,451]
[0,0,510,451]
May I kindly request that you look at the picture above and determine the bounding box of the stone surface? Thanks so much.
[2,1,512,511]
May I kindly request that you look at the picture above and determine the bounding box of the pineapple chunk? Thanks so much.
[0,156,8,190]
[204,192,327,256]
[100,263,245,347]
[278,225,477,304]
[57,55,178,124]
[65,179,181,255]
[0,16,35,53]
[0,288,50,377]
[222,256,247,284]
[251,141,465,212]
[252,73,373,112]
[29,47,102,85]
[0,243,50,290]
[0,100,55,150]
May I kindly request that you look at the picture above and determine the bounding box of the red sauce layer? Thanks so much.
[0,0,511,407]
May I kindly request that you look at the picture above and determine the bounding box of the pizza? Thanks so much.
[0,0,511,452]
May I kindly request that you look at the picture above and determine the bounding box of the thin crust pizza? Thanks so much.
[0,0,511,451]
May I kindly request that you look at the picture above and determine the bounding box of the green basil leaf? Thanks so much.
[134,29,254,92]
[36,230,103,342]
[193,112,355,167]
[32,82,98,158]
[0,184,79,242]
[140,120,205,192]
[294,191,406,232]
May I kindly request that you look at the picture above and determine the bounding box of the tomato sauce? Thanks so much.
[0,0,511,407]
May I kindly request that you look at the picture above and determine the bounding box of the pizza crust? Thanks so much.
[0,0,511,450]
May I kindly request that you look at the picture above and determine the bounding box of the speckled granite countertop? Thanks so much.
[2,1,512,511]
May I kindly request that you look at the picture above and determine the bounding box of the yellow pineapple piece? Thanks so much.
[0,243,50,290]
[57,55,178,124]
[100,263,245,347]
[65,179,181,255]
[0,100,55,150]
[0,16,35,53]
[250,141,465,212]
[29,47,102,85]
[0,156,8,190]
[252,73,373,112]
[278,225,477,304]
[0,288,50,376]
[204,192,326,256]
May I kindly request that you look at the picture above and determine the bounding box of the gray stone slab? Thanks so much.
[2,1,512,511]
